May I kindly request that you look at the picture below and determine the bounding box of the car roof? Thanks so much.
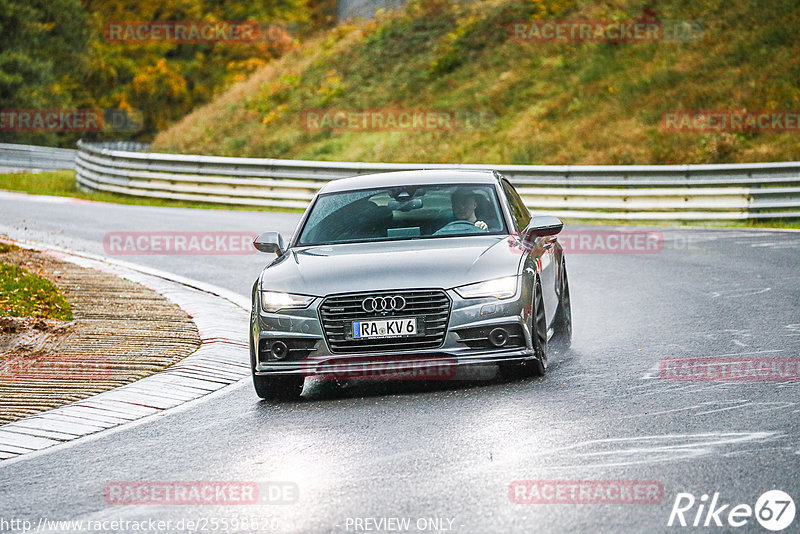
[318,170,499,194]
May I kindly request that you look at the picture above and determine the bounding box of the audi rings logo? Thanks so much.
[362,296,407,313]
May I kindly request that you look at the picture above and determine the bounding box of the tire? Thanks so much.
[250,317,304,401]
[552,259,572,349]
[253,374,305,401]
[529,276,548,376]
[500,277,547,379]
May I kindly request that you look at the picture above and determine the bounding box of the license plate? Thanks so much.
[351,317,418,339]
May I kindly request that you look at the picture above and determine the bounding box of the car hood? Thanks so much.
[259,235,523,296]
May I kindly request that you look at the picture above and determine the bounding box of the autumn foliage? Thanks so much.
[0,0,322,145]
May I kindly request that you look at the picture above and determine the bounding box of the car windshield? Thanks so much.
[297,183,507,246]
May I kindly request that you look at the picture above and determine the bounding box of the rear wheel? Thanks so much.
[552,260,572,348]
[501,277,547,379]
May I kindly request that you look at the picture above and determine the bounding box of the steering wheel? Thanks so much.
[435,220,489,235]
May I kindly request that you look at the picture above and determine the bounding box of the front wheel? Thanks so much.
[253,374,304,401]
[500,277,547,379]
[251,310,304,401]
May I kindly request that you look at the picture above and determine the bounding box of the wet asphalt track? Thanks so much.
[0,191,799,533]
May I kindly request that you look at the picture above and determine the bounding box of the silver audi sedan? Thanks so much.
[250,170,571,400]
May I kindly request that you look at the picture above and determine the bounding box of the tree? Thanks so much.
[0,0,90,144]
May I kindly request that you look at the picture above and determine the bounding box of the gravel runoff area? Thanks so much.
[0,240,201,423]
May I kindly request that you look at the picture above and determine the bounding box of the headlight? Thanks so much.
[454,276,519,299]
[261,291,315,312]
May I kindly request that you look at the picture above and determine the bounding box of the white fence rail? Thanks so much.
[5,141,799,220]
[0,143,77,170]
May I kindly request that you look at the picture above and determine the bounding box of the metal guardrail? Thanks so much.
[0,143,77,170]
[87,141,151,153]
[64,141,800,219]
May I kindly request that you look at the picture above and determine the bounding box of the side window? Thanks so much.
[501,179,531,231]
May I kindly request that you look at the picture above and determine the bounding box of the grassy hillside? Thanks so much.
[153,0,800,165]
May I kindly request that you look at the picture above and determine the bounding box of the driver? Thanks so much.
[451,189,489,230]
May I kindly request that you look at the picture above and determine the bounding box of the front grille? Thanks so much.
[319,289,451,354]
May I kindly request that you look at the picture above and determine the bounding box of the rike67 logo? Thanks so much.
[668,490,795,531]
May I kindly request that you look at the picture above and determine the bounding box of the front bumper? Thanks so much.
[251,288,536,378]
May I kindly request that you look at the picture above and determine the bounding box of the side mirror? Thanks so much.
[523,216,564,238]
[253,232,285,256]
